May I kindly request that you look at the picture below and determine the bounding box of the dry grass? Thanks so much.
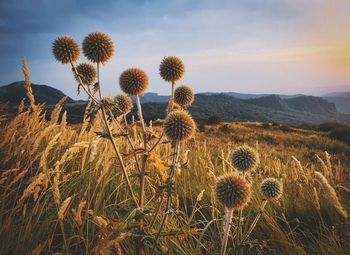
[0,103,349,254]
[1,58,350,254]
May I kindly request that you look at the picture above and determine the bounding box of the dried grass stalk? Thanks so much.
[58,197,73,220]
[22,56,36,110]
[314,171,348,219]
[72,201,86,226]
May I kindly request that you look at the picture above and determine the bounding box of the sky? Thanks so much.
[0,0,350,99]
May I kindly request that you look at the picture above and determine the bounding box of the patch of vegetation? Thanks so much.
[329,127,350,145]
[206,114,222,125]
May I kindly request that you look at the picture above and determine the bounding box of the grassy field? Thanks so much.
[0,99,349,255]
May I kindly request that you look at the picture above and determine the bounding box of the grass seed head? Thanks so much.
[119,68,148,96]
[159,56,185,82]
[232,145,259,172]
[83,32,114,63]
[260,177,283,200]
[174,85,194,107]
[215,173,251,211]
[114,94,133,114]
[164,110,195,141]
[75,62,97,85]
[52,36,80,64]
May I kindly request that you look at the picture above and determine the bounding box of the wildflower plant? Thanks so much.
[52,32,285,255]
[52,32,196,254]
[0,35,348,254]
[1,55,348,254]
[215,145,284,255]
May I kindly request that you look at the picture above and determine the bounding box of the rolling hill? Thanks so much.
[141,94,350,126]
[0,81,75,105]
[1,81,350,126]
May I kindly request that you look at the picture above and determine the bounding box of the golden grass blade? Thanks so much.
[21,56,36,110]
[314,171,348,219]
[58,196,73,220]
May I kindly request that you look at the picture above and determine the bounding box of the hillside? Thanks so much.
[1,82,350,126]
[245,94,290,111]
[142,94,350,126]
[324,97,350,114]
[1,103,350,254]
[0,81,74,105]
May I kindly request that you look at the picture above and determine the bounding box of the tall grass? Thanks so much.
[0,44,349,254]
[1,97,349,254]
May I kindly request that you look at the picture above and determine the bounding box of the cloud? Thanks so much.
[0,0,349,98]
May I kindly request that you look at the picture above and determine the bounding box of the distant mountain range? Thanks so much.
[322,92,350,115]
[1,81,350,126]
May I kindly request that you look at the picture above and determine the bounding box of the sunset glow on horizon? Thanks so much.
[0,0,349,98]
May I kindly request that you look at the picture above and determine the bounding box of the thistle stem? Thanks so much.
[149,190,165,230]
[136,95,146,133]
[149,130,164,153]
[221,209,233,255]
[171,81,175,99]
[242,200,268,243]
[235,210,242,254]
[151,141,180,255]
[135,94,148,255]
[108,110,141,173]
[71,64,98,103]
[72,61,139,208]
[123,114,141,173]
[235,171,245,255]
[97,62,103,100]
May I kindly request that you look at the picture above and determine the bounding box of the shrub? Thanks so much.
[206,114,222,125]
[329,127,350,144]
[317,122,346,132]
[279,125,291,132]
[261,122,271,129]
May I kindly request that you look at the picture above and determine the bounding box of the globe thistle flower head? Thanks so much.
[232,145,259,172]
[119,68,149,96]
[114,94,133,114]
[215,173,251,211]
[260,178,283,200]
[174,85,194,107]
[75,62,96,85]
[159,56,185,82]
[164,110,196,141]
[82,32,114,63]
[172,103,182,111]
[52,36,80,64]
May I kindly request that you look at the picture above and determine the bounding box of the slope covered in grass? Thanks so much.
[0,102,349,255]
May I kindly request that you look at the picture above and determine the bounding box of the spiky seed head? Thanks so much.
[119,68,148,96]
[164,110,195,141]
[75,62,96,85]
[52,36,80,64]
[159,56,185,82]
[82,32,114,63]
[172,103,182,111]
[174,85,194,107]
[232,145,259,172]
[114,94,133,114]
[260,178,283,200]
[215,173,251,210]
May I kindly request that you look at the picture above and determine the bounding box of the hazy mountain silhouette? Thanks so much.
[0,81,74,105]
[1,81,349,125]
